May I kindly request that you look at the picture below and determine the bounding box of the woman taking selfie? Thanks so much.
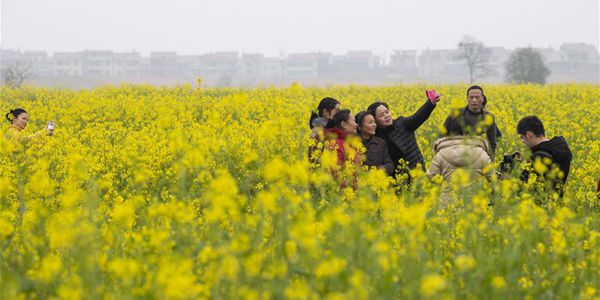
[5,108,54,144]
[367,90,441,174]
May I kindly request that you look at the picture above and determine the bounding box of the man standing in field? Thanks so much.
[517,116,572,197]
[443,85,501,157]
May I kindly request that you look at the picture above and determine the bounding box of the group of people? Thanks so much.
[308,85,575,202]
[309,90,441,177]
[4,86,582,201]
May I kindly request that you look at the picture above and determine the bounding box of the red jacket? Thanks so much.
[323,127,362,166]
[324,127,348,165]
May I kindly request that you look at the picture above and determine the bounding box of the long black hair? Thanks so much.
[5,108,27,123]
[331,109,352,129]
[367,101,389,117]
[309,97,340,128]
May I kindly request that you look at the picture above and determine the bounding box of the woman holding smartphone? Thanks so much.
[367,90,441,174]
[4,108,54,144]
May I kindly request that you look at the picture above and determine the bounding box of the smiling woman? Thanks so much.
[4,108,53,145]
[356,110,394,175]
[367,91,440,173]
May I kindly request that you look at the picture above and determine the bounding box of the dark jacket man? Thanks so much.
[518,116,573,197]
[443,106,501,156]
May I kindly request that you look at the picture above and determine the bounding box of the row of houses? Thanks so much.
[1,43,598,87]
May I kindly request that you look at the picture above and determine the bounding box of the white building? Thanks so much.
[82,50,114,77]
[285,52,331,78]
[389,50,418,78]
[113,52,143,77]
[53,52,84,76]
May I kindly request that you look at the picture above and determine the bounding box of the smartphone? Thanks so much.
[46,121,55,130]
[426,90,438,101]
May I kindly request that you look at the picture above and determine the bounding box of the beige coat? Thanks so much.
[426,136,492,206]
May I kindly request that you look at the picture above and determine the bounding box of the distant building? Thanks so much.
[556,43,599,82]
[197,52,239,86]
[285,52,332,78]
[53,52,84,76]
[532,43,600,83]
[82,50,114,77]
[239,54,283,85]
[113,52,143,77]
[389,50,417,75]
[261,57,284,81]
[53,50,115,77]
[149,52,178,77]
[418,49,468,82]
[24,51,54,77]
[333,51,380,69]
[1,43,597,87]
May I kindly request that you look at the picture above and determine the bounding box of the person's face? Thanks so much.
[13,113,29,130]
[323,104,341,120]
[520,131,535,149]
[467,89,484,111]
[374,105,393,127]
[360,114,377,136]
[341,114,357,134]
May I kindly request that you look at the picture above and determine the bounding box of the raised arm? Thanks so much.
[404,100,437,132]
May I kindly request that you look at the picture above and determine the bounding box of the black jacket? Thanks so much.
[362,136,395,176]
[443,106,501,156]
[521,136,573,195]
[375,100,436,171]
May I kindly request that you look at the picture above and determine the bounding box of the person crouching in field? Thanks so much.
[355,111,394,176]
[517,116,572,198]
[367,90,441,177]
[4,108,54,144]
[443,85,501,157]
[308,97,341,163]
[426,132,492,207]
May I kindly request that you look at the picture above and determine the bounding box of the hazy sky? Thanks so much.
[1,0,598,56]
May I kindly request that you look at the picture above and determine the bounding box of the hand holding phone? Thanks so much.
[46,121,55,136]
[426,89,441,103]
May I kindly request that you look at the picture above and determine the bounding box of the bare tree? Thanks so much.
[1,59,34,88]
[457,36,493,83]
